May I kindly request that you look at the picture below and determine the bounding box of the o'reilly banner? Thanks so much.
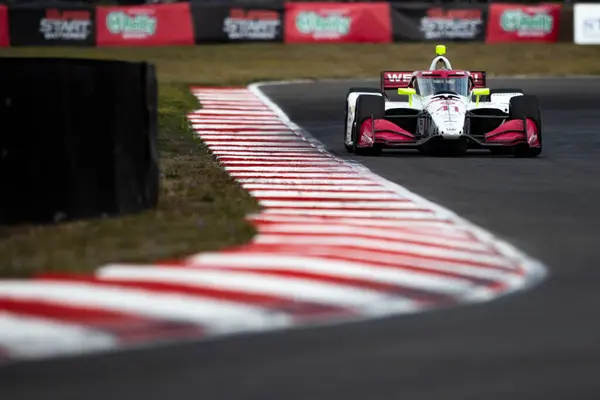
[96,3,194,46]
[391,5,486,42]
[574,3,600,44]
[192,3,283,43]
[485,3,560,43]
[8,4,95,46]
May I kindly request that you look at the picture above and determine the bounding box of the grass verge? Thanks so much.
[2,43,600,85]
[1,43,598,277]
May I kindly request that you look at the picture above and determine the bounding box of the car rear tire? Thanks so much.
[353,94,385,156]
[509,95,542,158]
[344,88,382,153]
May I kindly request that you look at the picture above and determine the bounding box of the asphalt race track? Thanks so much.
[2,78,600,400]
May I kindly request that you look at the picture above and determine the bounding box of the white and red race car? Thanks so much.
[344,45,542,157]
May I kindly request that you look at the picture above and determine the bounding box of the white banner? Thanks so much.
[574,4,600,44]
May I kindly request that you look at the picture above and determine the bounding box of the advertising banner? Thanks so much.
[192,3,283,43]
[284,2,391,43]
[96,3,194,46]
[486,3,561,43]
[8,4,95,46]
[574,4,600,44]
[392,5,487,42]
[0,5,8,47]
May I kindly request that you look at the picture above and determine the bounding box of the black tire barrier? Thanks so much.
[0,57,159,225]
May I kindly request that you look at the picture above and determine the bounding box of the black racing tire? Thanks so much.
[344,87,382,152]
[509,95,542,158]
[344,104,353,153]
[352,94,385,156]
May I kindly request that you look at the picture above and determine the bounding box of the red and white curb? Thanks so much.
[0,84,546,364]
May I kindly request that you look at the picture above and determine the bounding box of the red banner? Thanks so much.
[0,5,9,47]
[486,3,561,43]
[96,3,194,46]
[284,2,391,43]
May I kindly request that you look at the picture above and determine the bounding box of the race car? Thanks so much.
[343,45,542,157]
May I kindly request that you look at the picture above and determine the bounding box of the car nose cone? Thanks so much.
[427,99,466,139]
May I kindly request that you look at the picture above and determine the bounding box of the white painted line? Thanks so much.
[248,214,453,228]
[254,234,507,266]
[196,132,299,138]
[214,154,330,160]
[193,97,261,102]
[192,120,285,125]
[0,312,117,359]
[250,190,400,200]
[195,130,297,136]
[192,88,253,93]
[249,215,469,239]
[259,200,419,209]
[255,223,488,252]
[0,281,289,332]
[198,104,269,109]
[200,135,305,142]
[196,104,268,109]
[212,148,322,154]
[197,106,271,111]
[195,124,290,130]
[191,90,252,94]
[199,100,267,104]
[209,147,318,153]
[190,110,275,116]
[206,249,515,281]
[188,116,282,121]
[178,254,474,294]
[193,95,259,101]
[194,122,286,128]
[223,160,339,166]
[193,92,258,97]
[243,184,391,191]
[238,178,380,185]
[262,208,435,219]
[204,141,313,147]
[224,166,353,173]
[229,172,365,179]
[98,266,415,309]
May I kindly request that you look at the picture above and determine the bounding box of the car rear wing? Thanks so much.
[469,71,486,88]
[380,71,413,90]
[381,70,486,90]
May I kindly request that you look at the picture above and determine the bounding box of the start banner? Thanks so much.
[192,3,283,43]
[391,5,486,42]
[284,2,391,43]
[486,3,561,43]
[574,3,600,44]
[8,3,95,46]
[96,3,194,46]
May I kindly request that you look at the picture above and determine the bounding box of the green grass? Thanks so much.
[1,43,599,277]
[2,43,600,85]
